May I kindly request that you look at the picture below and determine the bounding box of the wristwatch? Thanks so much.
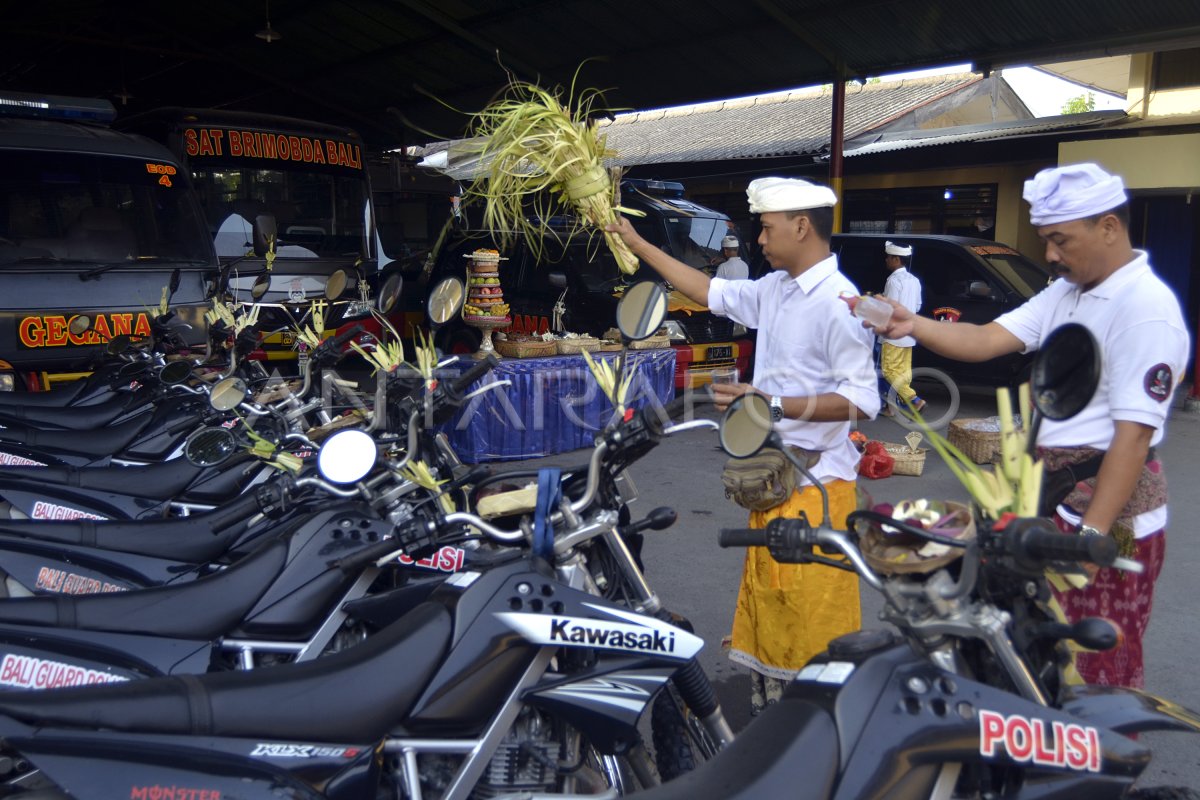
[1078,524,1104,537]
[769,395,784,423]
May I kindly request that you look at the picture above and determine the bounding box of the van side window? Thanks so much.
[834,241,887,294]
[911,247,990,299]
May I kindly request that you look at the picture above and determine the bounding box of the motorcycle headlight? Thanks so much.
[732,323,748,337]
[342,300,373,320]
[663,320,688,342]
[0,373,13,392]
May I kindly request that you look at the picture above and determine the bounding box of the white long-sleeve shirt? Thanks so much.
[881,267,921,348]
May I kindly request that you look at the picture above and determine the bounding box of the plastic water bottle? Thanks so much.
[853,295,893,327]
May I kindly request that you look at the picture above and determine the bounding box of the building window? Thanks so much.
[844,184,997,239]
[1153,47,1200,92]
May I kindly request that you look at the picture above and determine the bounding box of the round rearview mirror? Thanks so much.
[377,272,403,315]
[720,393,774,458]
[209,376,248,412]
[616,282,668,341]
[428,277,465,325]
[251,274,271,300]
[106,334,132,355]
[325,269,348,300]
[116,361,145,382]
[158,360,193,386]
[317,428,377,484]
[69,315,92,336]
[1030,323,1100,422]
[183,426,239,467]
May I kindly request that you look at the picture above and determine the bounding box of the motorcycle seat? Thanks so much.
[0,378,89,408]
[0,454,203,501]
[0,538,288,639]
[0,601,452,742]
[0,413,152,457]
[628,696,839,800]
[0,393,142,430]
[0,482,264,562]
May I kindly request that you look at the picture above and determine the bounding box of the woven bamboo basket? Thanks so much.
[596,340,623,352]
[555,337,601,355]
[948,418,1002,464]
[493,338,557,358]
[629,334,671,350]
[880,432,928,476]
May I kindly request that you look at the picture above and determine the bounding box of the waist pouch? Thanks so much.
[1038,447,1156,518]
[721,446,821,512]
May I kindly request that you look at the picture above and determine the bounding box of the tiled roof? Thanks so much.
[600,73,984,166]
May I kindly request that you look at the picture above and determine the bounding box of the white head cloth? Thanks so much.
[721,235,739,249]
[884,241,912,257]
[747,177,837,213]
[1024,163,1128,226]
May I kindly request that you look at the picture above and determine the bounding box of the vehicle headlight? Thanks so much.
[732,323,748,337]
[342,300,373,320]
[0,373,13,392]
[663,320,688,342]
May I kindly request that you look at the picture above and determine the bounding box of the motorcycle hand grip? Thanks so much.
[1017,527,1117,567]
[450,354,499,394]
[719,528,769,548]
[328,324,365,350]
[331,537,409,574]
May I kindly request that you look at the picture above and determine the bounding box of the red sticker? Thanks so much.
[932,306,962,323]
[1144,363,1172,402]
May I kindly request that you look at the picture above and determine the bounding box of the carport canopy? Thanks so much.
[5,0,1200,147]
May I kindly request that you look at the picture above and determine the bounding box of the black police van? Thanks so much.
[0,91,215,392]
[830,233,1051,386]
[411,179,753,391]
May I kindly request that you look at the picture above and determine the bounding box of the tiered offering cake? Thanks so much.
[462,248,511,325]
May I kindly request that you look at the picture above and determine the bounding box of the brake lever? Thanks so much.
[464,379,512,400]
[661,419,718,436]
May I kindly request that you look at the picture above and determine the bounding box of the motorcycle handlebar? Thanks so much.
[327,324,365,351]
[1007,520,1117,567]
[451,354,500,394]
[718,528,769,548]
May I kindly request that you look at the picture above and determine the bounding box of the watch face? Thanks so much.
[770,398,783,422]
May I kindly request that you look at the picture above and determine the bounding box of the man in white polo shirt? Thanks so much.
[878,240,924,416]
[607,176,879,713]
[868,163,1190,688]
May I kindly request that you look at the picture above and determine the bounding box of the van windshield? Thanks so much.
[663,216,727,269]
[0,150,212,265]
[192,167,368,260]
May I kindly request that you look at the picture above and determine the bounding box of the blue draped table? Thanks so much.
[438,349,676,462]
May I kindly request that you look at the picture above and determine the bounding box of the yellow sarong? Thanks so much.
[728,479,861,679]
[880,342,916,403]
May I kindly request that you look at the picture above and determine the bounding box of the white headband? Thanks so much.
[1024,163,1128,226]
[746,177,837,214]
[884,241,912,257]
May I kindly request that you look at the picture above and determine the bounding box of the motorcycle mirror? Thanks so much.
[106,334,132,355]
[251,274,271,300]
[615,281,667,342]
[720,393,774,458]
[253,213,278,257]
[210,376,248,411]
[1030,323,1101,422]
[317,428,377,484]
[428,277,465,326]
[325,269,348,300]
[169,267,182,297]
[183,426,240,468]
[377,272,403,314]
[116,361,145,381]
[158,360,193,386]
[68,315,93,336]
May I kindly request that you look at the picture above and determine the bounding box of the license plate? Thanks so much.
[707,345,733,361]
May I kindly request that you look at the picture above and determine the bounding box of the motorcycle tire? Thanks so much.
[1127,789,1200,800]
[651,688,699,782]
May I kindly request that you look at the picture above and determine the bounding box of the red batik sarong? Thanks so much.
[1052,513,1166,689]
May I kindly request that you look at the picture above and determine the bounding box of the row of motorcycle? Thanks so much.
[0,275,1193,800]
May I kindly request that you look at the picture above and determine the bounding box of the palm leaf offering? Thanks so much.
[581,350,633,417]
[294,299,328,349]
[465,76,643,274]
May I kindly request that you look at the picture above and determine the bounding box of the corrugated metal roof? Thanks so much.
[601,73,985,165]
[842,109,1127,156]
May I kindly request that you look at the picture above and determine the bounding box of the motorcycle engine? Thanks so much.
[472,708,559,798]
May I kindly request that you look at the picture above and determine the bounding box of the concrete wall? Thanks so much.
[1060,133,1200,190]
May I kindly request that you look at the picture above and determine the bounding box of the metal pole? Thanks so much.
[830,60,846,233]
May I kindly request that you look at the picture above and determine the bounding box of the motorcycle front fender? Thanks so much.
[1063,685,1200,736]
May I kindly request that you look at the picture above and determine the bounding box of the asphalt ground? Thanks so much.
[513,380,1200,788]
